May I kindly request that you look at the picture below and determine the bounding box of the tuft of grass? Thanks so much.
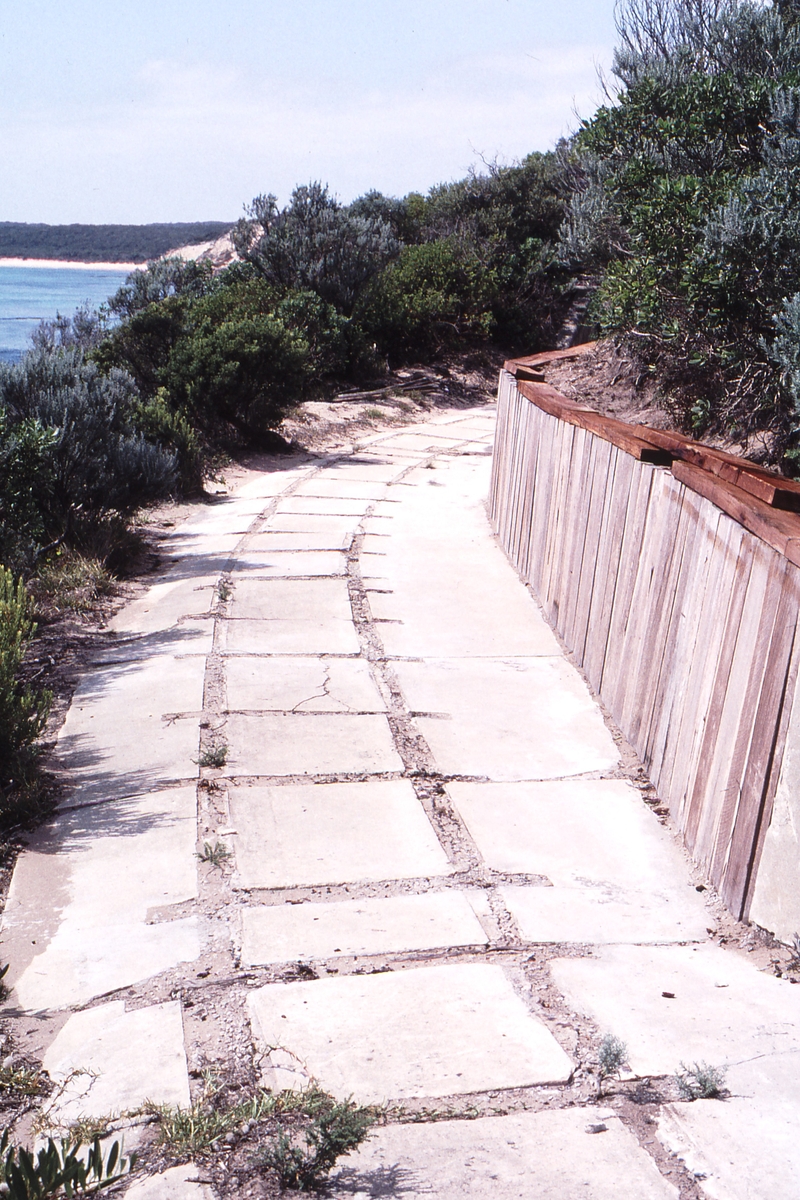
[197,744,228,769]
[675,1061,727,1101]
[363,408,386,420]
[196,840,231,867]
[216,579,231,603]
[31,551,114,616]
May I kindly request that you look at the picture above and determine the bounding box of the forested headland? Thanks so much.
[0,221,232,262]
[6,0,800,808]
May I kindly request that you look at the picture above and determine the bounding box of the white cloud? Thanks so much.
[0,43,612,221]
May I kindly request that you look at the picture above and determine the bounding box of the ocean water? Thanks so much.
[0,264,132,363]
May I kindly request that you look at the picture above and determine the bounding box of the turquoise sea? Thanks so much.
[0,264,132,363]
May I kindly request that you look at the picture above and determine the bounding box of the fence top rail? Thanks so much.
[502,347,800,567]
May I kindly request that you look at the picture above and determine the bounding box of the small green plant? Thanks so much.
[0,567,52,797]
[197,744,228,769]
[363,408,386,420]
[675,1061,727,1101]
[256,1097,374,1191]
[196,840,231,867]
[216,579,231,602]
[0,1129,135,1198]
[596,1034,628,1096]
[785,932,800,973]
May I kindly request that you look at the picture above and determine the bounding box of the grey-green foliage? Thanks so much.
[257,1098,374,1191]
[0,347,176,544]
[597,1034,628,1081]
[0,1129,135,1198]
[0,567,50,790]
[233,183,399,315]
[611,0,797,87]
[107,256,214,319]
[675,1060,727,1099]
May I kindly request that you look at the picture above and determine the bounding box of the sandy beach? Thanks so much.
[0,258,141,271]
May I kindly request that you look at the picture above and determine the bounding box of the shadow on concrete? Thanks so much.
[328,1164,422,1197]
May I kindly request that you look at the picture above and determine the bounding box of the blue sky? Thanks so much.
[0,0,618,223]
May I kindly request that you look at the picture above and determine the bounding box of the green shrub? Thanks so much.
[356,239,495,361]
[0,411,56,571]
[0,567,51,794]
[0,1129,135,1198]
[256,1097,374,1191]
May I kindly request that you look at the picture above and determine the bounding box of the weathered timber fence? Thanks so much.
[490,348,800,936]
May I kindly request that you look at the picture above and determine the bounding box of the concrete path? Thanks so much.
[3,404,800,1197]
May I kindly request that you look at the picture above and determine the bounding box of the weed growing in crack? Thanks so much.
[596,1034,628,1097]
[785,932,800,973]
[148,1086,375,1184]
[216,580,231,603]
[255,1096,375,1191]
[196,841,231,867]
[675,1062,727,1101]
[197,744,228,769]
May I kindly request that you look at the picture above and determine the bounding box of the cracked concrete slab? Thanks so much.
[395,658,619,779]
[240,892,488,964]
[225,655,385,712]
[551,944,800,1075]
[42,1000,190,1123]
[229,780,452,888]
[658,1052,800,1200]
[248,963,573,1103]
[53,655,203,801]
[278,496,372,516]
[225,711,402,776]
[3,786,200,1011]
[328,1109,678,1199]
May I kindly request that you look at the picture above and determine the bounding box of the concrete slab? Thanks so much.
[328,1108,678,1199]
[551,944,800,1076]
[267,514,359,538]
[240,892,488,964]
[224,619,359,656]
[247,963,573,1103]
[225,577,359,654]
[450,780,705,898]
[279,496,372,517]
[54,655,204,801]
[125,1165,214,1200]
[245,531,350,552]
[658,1052,800,1200]
[226,712,402,776]
[41,1000,190,1124]
[502,884,711,945]
[395,659,618,780]
[293,479,389,500]
[177,500,265,537]
[229,576,353,621]
[229,780,451,888]
[235,469,314,500]
[4,787,200,1011]
[230,550,346,577]
[225,656,385,712]
[109,576,216,637]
